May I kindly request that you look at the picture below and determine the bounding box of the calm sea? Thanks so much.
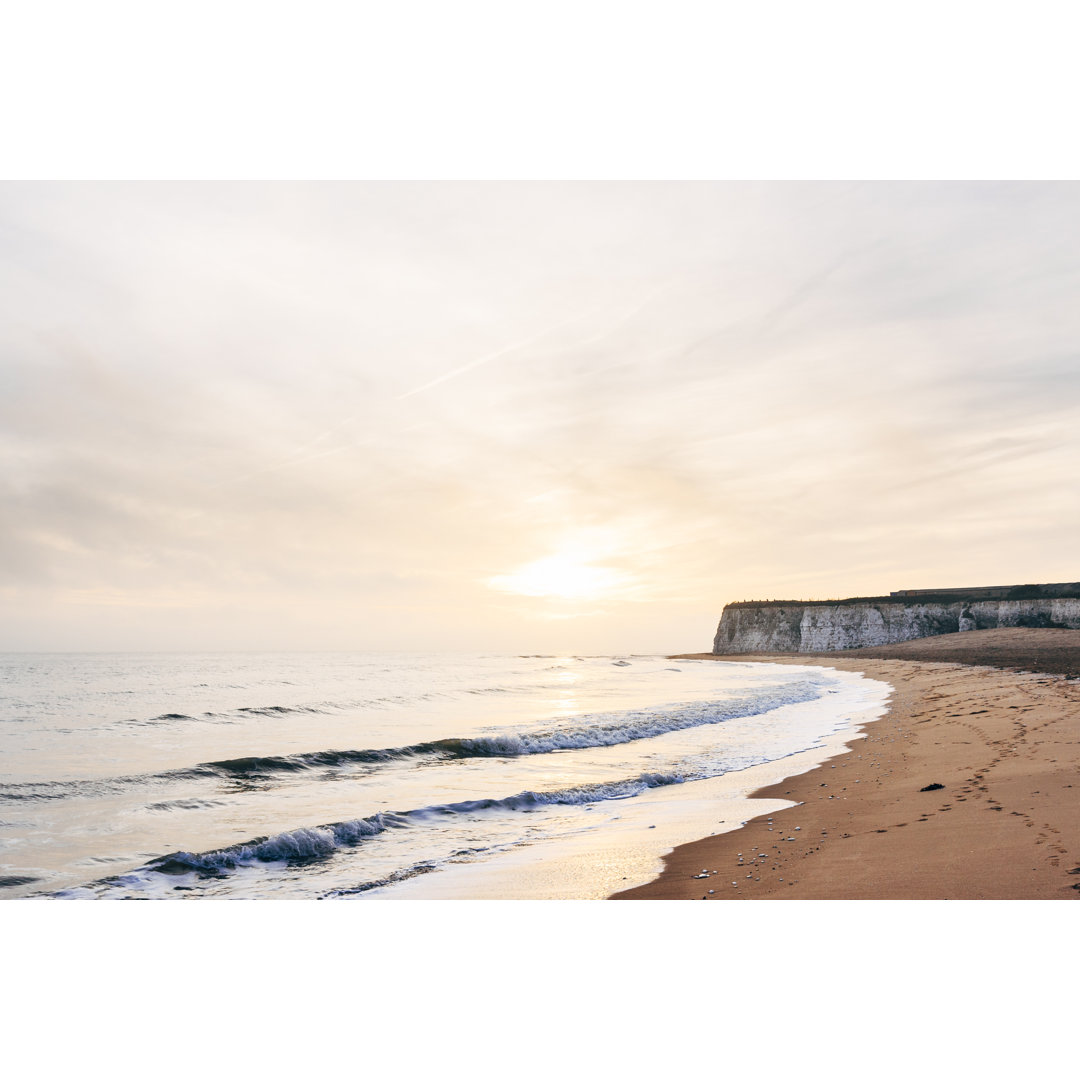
[0,652,890,899]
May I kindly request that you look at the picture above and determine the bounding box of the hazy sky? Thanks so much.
[2,181,1078,652]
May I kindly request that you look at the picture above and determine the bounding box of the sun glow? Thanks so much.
[488,553,626,601]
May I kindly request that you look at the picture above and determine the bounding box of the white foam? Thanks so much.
[363,666,892,899]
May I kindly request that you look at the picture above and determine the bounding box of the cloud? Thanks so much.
[2,181,1079,650]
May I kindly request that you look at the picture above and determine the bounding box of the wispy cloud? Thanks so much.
[2,181,1079,650]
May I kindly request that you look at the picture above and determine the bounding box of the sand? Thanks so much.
[612,627,1080,900]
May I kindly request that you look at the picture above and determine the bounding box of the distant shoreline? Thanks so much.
[612,627,1080,900]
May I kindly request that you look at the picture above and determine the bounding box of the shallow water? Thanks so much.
[0,652,890,899]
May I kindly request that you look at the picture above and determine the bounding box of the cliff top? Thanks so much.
[726,582,1080,608]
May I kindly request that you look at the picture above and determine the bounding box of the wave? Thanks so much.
[58,661,695,734]
[235,704,333,717]
[0,768,208,803]
[122,704,334,727]
[124,713,201,727]
[0,875,41,889]
[198,680,826,775]
[117,691,464,728]
[1,679,829,801]
[0,777,140,802]
[322,861,444,897]
[51,769,694,897]
[145,797,231,812]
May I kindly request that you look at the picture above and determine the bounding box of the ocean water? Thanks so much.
[0,652,891,900]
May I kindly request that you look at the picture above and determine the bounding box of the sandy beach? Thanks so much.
[612,627,1080,900]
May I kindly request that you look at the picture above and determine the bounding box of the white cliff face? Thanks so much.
[712,598,1080,653]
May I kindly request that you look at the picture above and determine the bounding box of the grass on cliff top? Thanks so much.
[727,585,1080,608]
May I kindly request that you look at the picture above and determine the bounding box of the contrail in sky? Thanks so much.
[205,284,679,497]
[396,279,680,400]
[396,328,563,400]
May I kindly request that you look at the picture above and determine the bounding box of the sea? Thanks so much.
[0,652,891,900]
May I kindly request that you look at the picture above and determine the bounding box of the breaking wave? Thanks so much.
[183,679,826,775]
[52,769,694,896]
[4,679,827,801]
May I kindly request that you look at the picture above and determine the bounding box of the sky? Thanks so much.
[1,180,1079,653]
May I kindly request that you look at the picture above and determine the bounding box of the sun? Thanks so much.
[488,553,626,601]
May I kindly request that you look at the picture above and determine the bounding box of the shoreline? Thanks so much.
[373,666,890,899]
[612,628,1080,900]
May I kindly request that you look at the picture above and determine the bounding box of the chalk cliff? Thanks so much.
[712,593,1080,654]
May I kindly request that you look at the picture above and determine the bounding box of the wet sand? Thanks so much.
[612,627,1080,900]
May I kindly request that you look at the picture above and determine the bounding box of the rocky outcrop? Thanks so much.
[712,597,1080,654]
